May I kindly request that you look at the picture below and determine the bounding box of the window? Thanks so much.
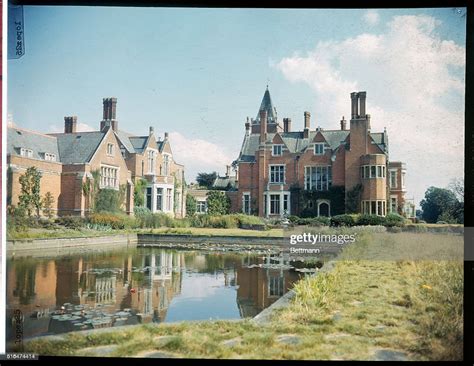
[390,197,397,213]
[20,148,33,158]
[362,200,387,216]
[305,166,332,191]
[314,143,325,155]
[166,188,173,211]
[163,154,170,176]
[283,194,289,213]
[270,194,280,215]
[156,188,163,211]
[147,150,156,174]
[243,193,251,214]
[361,165,386,179]
[100,165,118,189]
[401,171,406,189]
[269,165,285,184]
[272,145,283,156]
[197,201,207,213]
[107,143,114,156]
[44,153,56,161]
[146,187,152,210]
[390,170,398,188]
[269,276,284,297]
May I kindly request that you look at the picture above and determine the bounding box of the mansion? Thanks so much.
[233,88,408,218]
[7,98,186,217]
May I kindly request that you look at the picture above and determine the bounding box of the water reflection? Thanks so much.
[6,248,312,345]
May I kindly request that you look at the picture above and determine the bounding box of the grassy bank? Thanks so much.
[7,227,284,240]
[23,231,463,360]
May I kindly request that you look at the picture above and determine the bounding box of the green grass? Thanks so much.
[22,231,463,360]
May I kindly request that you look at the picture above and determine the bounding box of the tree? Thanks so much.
[196,172,217,189]
[448,178,464,202]
[420,186,459,223]
[95,189,122,213]
[186,194,197,217]
[19,167,43,217]
[133,178,148,207]
[42,192,55,219]
[206,191,230,215]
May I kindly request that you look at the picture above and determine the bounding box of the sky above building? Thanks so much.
[7,6,466,205]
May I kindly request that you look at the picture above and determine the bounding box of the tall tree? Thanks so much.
[196,172,217,188]
[42,192,55,219]
[19,167,43,218]
[420,186,459,223]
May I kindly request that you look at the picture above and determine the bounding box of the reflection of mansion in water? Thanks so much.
[6,250,302,342]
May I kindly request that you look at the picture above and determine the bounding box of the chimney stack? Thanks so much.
[359,91,366,116]
[304,111,310,138]
[245,117,250,134]
[100,97,118,132]
[164,132,169,140]
[226,165,231,177]
[283,118,292,133]
[350,92,359,119]
[64,116,77,134]
[149,126,154,135]
[259,110,267,143]
[340,116,347,130]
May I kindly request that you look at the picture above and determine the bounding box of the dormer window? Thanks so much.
[272,145,283,156]
[107,143,114,156]
[314,143,325,155]
[44,153,56,161]
[20,148,33,158]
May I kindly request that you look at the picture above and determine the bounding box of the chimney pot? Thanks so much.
[359,91,367,117]
[102,97,118,131]
[149,126,154,135]
[164,132,169,140]
[350,92,359,119]
[340,116,347,130]
[226,165,231,177]
[283,118,292,133]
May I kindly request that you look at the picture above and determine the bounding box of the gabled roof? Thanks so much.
[236,129,387,163]
[255,87,277,123]
[51,131,107,164]
[115,130,136,153]
[8,127,60,160]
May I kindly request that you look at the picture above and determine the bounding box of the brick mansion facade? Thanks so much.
[233,88,407,218]
[7,98,186,217]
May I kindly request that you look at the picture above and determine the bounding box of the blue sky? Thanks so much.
[7,7,466,204]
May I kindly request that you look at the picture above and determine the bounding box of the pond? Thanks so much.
[6,247,321,345]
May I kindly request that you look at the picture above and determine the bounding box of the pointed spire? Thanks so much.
[256,87,277,123]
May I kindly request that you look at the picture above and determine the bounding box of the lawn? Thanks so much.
[22,231,463,360]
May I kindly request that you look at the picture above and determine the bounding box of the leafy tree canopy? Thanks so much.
[196,172,217,189]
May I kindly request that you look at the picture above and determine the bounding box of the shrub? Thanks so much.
[357,214,386,226]
[88,213,136,230]
[234,214,264,226]
[55,216,87,230]
[385,213,406,227]
[206,191,231,215]
[95,188,123,213]
[288,215,300,224]
[134,206,152,217]
[404,224,428,233]
[296,217,330,226]
[135,212,175,229]
[186,195,197,217]
[330,214,356,227]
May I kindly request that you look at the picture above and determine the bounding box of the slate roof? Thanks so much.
[51,131,106,164]
[8,127,60,161]
[115,130,166,154]
[213,176,237,190]
[255,87,277,123]
[237,129,387,163]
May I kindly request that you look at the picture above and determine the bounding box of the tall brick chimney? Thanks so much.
[259,110,267,143]
[64,116,77,134]
[303,111,310,138]
[359,91,366,116]
[100,97,118,132]
[245,117,250,135]
[340,116,347,130]
[350,92,359,119]
[283,118,292,133]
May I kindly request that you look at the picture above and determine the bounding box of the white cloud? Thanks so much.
[169,131,234,183]
[364,10,380,26]
[275,14,465,204]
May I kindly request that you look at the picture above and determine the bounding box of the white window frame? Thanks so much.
[20,148,33,158]
[242,192,251,214]
[269,164,285,184]
[390,195,398,213]
[147,149,158,175]
[272,144,283,156]
[362,200,387,216]
[314,143,325,155]
[163,153,171,176]
[390,169,398,188]
[106,143,114,156]
[197,200,207,214]
[401,170,406,189]
[100,164,119,190]
[304,166,332,191]
[361,165,386,179]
